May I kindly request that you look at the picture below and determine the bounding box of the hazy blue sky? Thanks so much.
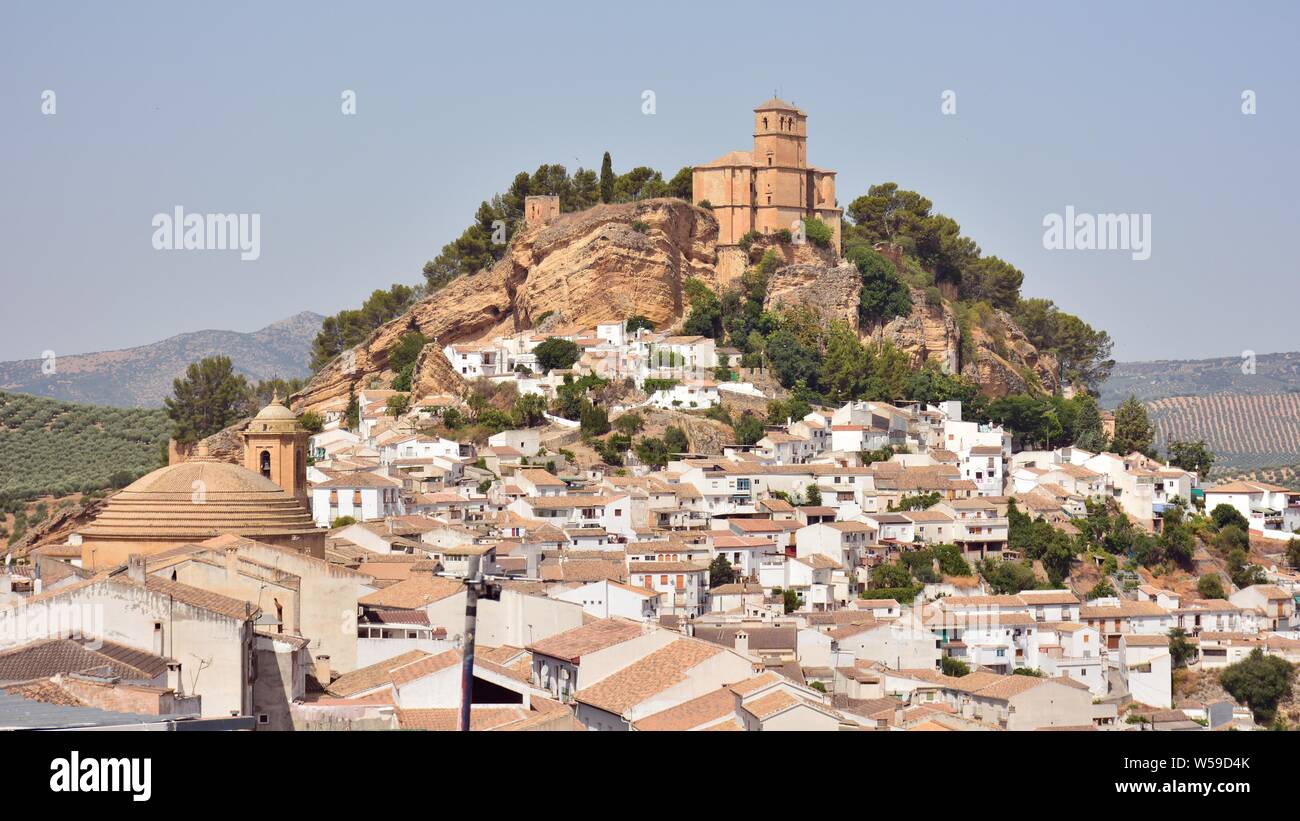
[1,1,1296,363]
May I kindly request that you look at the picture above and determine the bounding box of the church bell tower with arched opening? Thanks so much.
[241,393,310,501]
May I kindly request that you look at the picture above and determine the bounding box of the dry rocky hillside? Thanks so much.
[294,198,1059,411]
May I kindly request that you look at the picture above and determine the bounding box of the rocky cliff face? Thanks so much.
[296,198,1058,409]
[295,199,718,411]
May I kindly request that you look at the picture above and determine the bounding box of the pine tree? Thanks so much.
[1111,395,1154,455]
[164,356,252,445]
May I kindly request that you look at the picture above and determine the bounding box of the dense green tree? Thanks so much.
[872,561,913,589]
[1089,577,1117,599]
[1168,627,1196,668]
[1166,439,1214,476]
[732,411,765,446]
[1227,547,1266,588]
[385,394,411,417]
[682,278,723,338]
[534,338,581,373]
[634,436,670,468]
[663,426,689,456]
[613,412,644,436]
[311,284,420,371]
[980,558,1039,594]
[1111,395,1154,455]
[511,393,548,428]
[766,330,821,390]
[1220,648,1296,723]
[959,256,1023,310]
[668,167,693,200]
[941,657,970,677]
[802,217,833,249]
[709,555,737,588]
[850,246,911,325]
[164,356,253,446]
[766,397,813,426]
[599,152,615,203]
[298,411,324,434]
[804,484,823,506]
[579,401,610,437]
[1211,503,1250,531]
[1071,394,1107,451]
[819,322,870,402]
[625,315,655,333]
[1197,574,1227,599]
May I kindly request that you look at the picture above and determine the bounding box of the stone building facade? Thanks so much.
[693,98,841,252]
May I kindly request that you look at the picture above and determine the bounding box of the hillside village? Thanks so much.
[2,98,1299,734]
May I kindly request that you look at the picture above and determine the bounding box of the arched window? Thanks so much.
[259,450,271,479]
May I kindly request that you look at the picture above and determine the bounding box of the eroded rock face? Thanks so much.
[873,288,962,374]
[295,199,718,411]
[294,197,1060,409]
[766,261,862,331]
[960,308,1060,397]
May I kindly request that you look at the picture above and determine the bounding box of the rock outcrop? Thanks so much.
[295,199,718,411]
[295,196,1061,409]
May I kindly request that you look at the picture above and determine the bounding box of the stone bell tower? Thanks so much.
[241,393,310,501]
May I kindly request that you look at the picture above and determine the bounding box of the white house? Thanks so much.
[1118,634,1173,709]
[311,472,404,526]
[553,579,662,623]
[648,379,720,410]
[1205,481,1299,541]
[487,428,541,458]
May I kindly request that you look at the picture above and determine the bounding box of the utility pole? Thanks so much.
[458,553,483,732]
[453,554,541,732]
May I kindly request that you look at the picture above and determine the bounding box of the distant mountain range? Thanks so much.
[1099,351,1300,407]
[0,312,323,408]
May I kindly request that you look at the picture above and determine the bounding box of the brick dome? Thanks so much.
[77,457,320,545]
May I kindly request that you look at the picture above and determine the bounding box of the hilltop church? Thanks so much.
[693,97,842,253]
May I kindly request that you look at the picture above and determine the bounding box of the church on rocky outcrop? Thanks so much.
[72,396,324,569]
[693,97,842,253]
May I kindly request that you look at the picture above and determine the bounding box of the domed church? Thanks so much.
[73,396,325,569]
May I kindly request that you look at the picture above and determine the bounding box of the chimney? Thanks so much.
[314,654,332,688]
[127,554,146,584]
[225,547,239,581]
[734,629,750,657]
[894,707,904,726]
[167,661,183,694]
[0,573,10,596]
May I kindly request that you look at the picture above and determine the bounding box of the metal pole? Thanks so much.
[458,553,482,732]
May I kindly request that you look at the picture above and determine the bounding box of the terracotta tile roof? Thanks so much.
[358,575,463,609]
[1123,634,1170,647]
[969,675,1048,701]
[692,625,796,652]
[574,639,725,715]
[632,686,736,731]
[133,575,260,622]
[389,649,461,686]
[539,559,628,583]
[325,650,432,697]
[0,638,171,682]
[527,619,645,662]
[727,671,782,697]
[1080,600,1170,619]
[702,718,744,731]
[1018,590,1080,606]
[396,706,531,731]
[315,471,402,489]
